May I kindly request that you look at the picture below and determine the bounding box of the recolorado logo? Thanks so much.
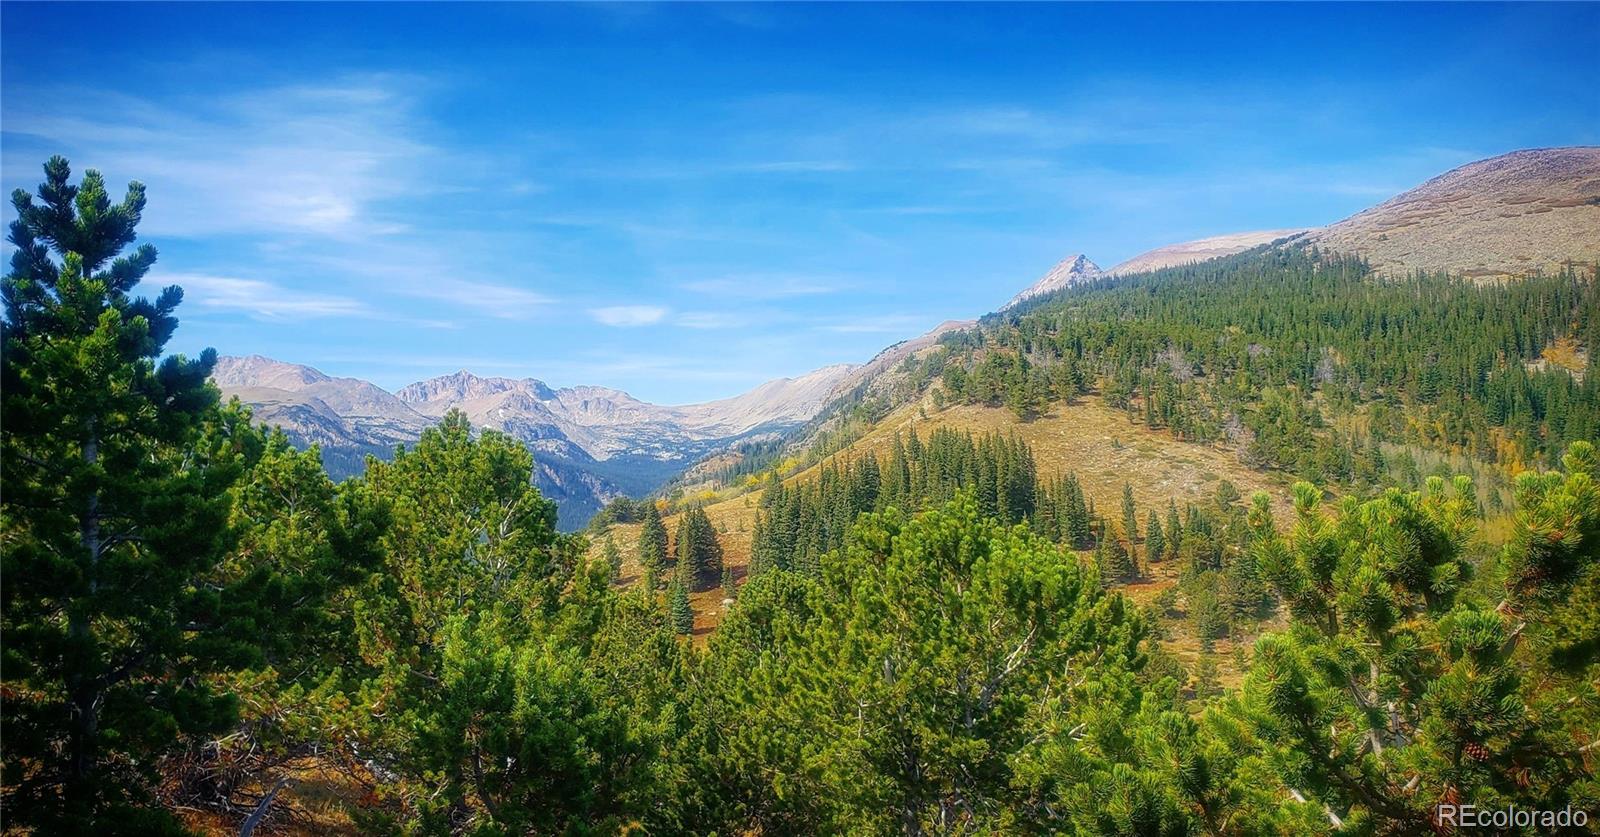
[1434,804,1588,830]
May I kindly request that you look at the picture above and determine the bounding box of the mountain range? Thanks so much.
[213,146,1600,528]
[212,356,854,527]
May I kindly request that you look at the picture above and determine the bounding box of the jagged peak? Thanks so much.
[1001,253,1103,310]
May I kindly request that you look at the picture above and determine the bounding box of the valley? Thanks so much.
[215,147,1600,536]
[592,395,1294,682]
[212,356,856,528]
[9,3,1600,833]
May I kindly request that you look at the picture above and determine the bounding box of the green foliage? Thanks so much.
[636,500,668,585]
[1226,474,1564,830]
[1502,441,1600,811]
[601,533,623,580]
[674,503,722,590]
[3,158,247,833]
[346,413,662,831]
[668,581,694,635]
[1122,482,1140,564]
[718,495,1149,832]
[751,428,1041,576]
[1147,509,1167,564]
[924,247,1597,479]
[161,423,387,814]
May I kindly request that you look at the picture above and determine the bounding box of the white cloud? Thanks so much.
[288,249,555,321]
[590,305,669,327]
[168,273,371,320]
[674,310,745,329]
[729,159,856,173]
[401,277,554,319]
[3,76,442,240]
[163,272,453,327]
[680,274,842,300]
[4,77,569,323]
[817,313,930,334]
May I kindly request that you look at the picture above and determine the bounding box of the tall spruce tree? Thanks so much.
[1146,509,1165,565]
[668,580,694,635]
[1165,499,1183,562]
[1121,482,1140,564]
[674,504,723,590]
[637,501,668,586]
[602,533,624,581]
[2,157,237,832]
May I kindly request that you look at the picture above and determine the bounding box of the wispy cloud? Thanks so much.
[165,272,452,327]
[3,76,442,240]
[287,247,555,321]
[4,75,558,325]
[674,310,746,329]
[173,274,369,319]
[400,277,554,319]
[729,159,856,173]
[590,305,669,327]
[681,274,842,300]
[816,313,932,334]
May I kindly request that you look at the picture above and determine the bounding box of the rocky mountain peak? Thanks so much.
[1001,253,1103,310]
[211,354,330,390]
[396,370,555,404]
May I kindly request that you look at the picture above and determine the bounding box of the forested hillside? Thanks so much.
[938,247,1595,475]
[6,156,1600,836]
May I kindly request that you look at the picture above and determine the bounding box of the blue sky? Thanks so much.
[4,2,1596,403]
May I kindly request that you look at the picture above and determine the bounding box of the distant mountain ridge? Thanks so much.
[1108,229,1307,276]
[212,356,856,528]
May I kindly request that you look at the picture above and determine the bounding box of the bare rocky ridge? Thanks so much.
[211,356,429,450]
[1000,254,1102,310]
[1306,147,1600,278]
[1109,229,1308,276]
[1011,147,1597,300]
[394,364,856,460]
[212,355,855,528]
[825,319,976,403]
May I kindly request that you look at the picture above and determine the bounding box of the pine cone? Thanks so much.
[1463,741,1490,762]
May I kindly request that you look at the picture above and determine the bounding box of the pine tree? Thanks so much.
[1146,510,1165,565]
[1230,475,1563,830]
[163,424,387,818]
[1103,523,1137,583]
[1064,474,1091,546]
[352,413,638,831]
[602,533,623,581]
[1120,483,1139,564]
[1165,499,1182,562]
[1191,653,1222,701]
[637,501,668,586]
[668,581,694,635]
[675,504,723,590]
[724,495,1146,832]
[0,157,250,831]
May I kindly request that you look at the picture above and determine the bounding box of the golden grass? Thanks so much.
[590,395,1294,642]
